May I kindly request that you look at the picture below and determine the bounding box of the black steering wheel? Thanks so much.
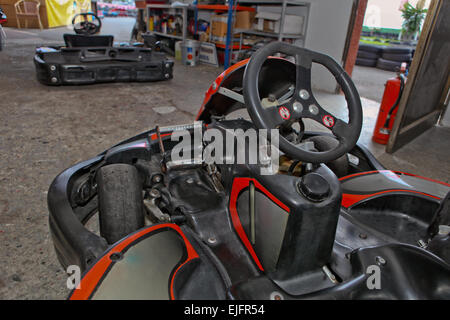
[243,41,363,164]
[73,12,102,35]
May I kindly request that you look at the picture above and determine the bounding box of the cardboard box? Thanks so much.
[234,11,255,30]
[254,12,304,35]
[211,14,228,38]
[211,11,256,37]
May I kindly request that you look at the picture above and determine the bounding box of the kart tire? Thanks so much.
[358,43,383,53]
[376,58,403,72]
[357,50,379,60]
[381,52,412,62]
[97,164,145,244]
[356,57,377,67]
[306,135,349,177]
[380,47,412,54]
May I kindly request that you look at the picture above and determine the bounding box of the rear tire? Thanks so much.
[376,58,403,71]
[97,164,145,244]
[356,57,377,67]
[381,47,412,54]
[381,52,412,62]
[357,50,379,60]
[358,43,382,53]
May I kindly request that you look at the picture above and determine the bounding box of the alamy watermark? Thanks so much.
[169,122,280,175]
[66,265,81,290]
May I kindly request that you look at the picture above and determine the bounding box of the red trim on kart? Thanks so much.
[340,170,448,208]
[196,59,250,121]
[229,177,290,272]
[342,189,442,208]
[150,132,172,140]
[339,170,450,187]
[69,223,198,300]
[195,56,292,121]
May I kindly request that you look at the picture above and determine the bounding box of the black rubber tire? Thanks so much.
[381,52,412,62]
[358,43,383,53]
[97,164,145,244]
[357,50,379,60]
[306,136,349,177]
[376,58,403,72]
[380,47,412,54]
[356,57,377,67]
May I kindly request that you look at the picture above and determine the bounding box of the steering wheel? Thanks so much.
[73,12,102,35]
[243,42,363,164]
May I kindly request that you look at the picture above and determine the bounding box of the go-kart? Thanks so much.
[34,12,173,86]
[48,42,450,300]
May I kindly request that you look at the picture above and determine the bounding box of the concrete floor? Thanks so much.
[0,18,448,300]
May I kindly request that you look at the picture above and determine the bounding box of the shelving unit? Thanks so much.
[146,3,191,42]
[238,0,310,42]
[144,1,310,70]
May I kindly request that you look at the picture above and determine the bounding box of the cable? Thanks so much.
[383,73,406,129]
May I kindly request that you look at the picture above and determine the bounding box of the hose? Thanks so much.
[383,73,406,129]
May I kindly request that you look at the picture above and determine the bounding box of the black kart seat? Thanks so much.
[63,34,114,48]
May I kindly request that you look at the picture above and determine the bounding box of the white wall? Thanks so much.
[304,0,355,93]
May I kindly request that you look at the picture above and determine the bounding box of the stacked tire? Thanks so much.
[377,47,413,71]
[356,44,382,67]
[356,43,414,72]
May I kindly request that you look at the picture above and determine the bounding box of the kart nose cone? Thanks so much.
[297,173,330,202]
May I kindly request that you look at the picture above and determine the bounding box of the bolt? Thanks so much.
[165,73,170,78]
[293,101,303,113]
[51,77,58,83]
[359,233,367,239]
[212,82,217,90]
[375,256,386,266]
[417,239,427,248]
[165,63,170,68]
[186,178,194,184]
[152,174,162,184]
[207,237,217,245]
[270,291,284,300]
[268,94,277,103]
[149,188,161,198]
[308,104,319,115]
[110,252,123,261]
[50,65,56,71]
[299,89,310,100]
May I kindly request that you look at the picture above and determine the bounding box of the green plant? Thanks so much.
[400,1,428,37]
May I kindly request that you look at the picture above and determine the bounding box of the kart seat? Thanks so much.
[63,34,114,48]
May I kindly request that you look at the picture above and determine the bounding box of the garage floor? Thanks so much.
[0,20,449,299]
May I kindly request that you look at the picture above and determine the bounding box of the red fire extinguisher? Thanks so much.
[372,65,407,144]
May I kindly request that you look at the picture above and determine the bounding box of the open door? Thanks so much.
[387,0,450,153]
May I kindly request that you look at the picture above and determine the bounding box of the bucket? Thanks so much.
[180,40,200,66]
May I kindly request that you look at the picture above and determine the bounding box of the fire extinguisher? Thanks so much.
[372,65,407,144]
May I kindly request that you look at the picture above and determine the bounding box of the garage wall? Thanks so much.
[304,0,355,93]
[440,100,450,127]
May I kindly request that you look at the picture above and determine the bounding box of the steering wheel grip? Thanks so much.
[243,41,363,164]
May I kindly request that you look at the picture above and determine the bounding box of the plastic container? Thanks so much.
[175,41,182,61]
[180,40,200,66]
